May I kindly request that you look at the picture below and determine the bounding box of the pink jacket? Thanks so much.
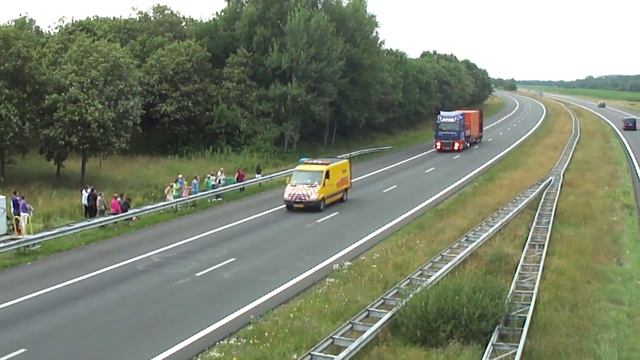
[110,198,122,215]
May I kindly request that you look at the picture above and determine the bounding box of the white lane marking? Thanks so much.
[507,127,511,131]
[0,94,524,311]
[499,132,503,136]
[488,138,493,142]
[485,95,520,129]
[150,95,547,360]
[172,278,191,287]
[316,212,339,224]
[453,155,460,159]
[425,167,435,174]
[195,258,236,277]
[0,143,434,310]
[473,145,479,150]
[550,96,640,183]
[382,185,397,193]
[0,206,282,311]
[0,349,27,360]
[353,151,430,181]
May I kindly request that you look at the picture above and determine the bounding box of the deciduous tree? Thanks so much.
[0,18,45,179]
[41,35,141,183]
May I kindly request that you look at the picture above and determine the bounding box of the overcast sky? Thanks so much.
[1,0,638,81]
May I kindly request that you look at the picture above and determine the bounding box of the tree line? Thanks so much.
[0,0,493,183]
[492,78,517,91]
[519,74,640,92]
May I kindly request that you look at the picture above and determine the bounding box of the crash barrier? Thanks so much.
[301,99,579,360]
[0,147,391,253]
[482,99,579,360]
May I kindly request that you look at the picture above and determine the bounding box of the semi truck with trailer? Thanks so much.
[434,109,484,152]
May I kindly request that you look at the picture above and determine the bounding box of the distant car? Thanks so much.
[623,117,637,131]
[598,102,606,108]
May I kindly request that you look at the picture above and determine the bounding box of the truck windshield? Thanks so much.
[624,118,636,125]
[437,122,460,131]
[290,170,323,185]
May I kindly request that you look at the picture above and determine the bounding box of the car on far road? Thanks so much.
[598,101,606,108]
[623,117,637,131]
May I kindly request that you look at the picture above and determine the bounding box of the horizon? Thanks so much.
[1,0,639,81]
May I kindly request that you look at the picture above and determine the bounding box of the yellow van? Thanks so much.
[284,158,352,211]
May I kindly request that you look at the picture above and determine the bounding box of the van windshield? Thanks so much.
[624,118,636,125]
[290,170,323,185]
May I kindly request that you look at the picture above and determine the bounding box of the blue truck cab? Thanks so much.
[434,110,483,152]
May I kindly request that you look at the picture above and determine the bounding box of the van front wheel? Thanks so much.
[318,199,326,212]
[341,190,348,202]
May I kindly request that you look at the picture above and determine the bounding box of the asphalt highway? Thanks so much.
[0,93,545,360]
[548,95,640,206]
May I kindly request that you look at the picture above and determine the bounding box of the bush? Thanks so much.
[393,272,507,348]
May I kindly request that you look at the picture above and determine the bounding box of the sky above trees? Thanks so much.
[1,0,639,81]
[0,1,492,182]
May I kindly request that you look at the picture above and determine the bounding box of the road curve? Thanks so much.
[547,95,640,207]
[0,94,544,360]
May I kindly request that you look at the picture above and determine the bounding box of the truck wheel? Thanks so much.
[318,199,326,212]
[341,190,348,202]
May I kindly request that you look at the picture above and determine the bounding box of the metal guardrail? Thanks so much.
[482,101,580,360]
[0,146,392,253]
[546,95,640,183]
[301,97,581,360]
[299,177,552,360]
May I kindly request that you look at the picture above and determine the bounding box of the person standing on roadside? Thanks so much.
[11,190,20,217]
[191,176,199,195]
[110,194,122,215]
[177,174,185,194]
[181,179,190,198]
[235,168,246,192]
[97,192,106,217]
[204,173,213,191]
[11,190,21,233]
[121,196,131,213]
[18,195,33,235]
[255,163,263,187]
[81,185,89,218]
[87,187,98,218]
[215,168,225,200]
[172,178,181,199]
[164,182,174,201]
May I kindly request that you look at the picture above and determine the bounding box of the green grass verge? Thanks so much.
[521,85,640,114]
[0,180,284,270]
[521,85,640,102]
[2,95,502,234]
[0,97,504,270]
[523,107,640,359]
[196,97,570,359]
[360,203,538,360]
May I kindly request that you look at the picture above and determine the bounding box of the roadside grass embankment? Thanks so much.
[197,97,570,359]
[523,107,640,359]
[0,97,504,270]
[521,85,640,103]
[522,85,640,114]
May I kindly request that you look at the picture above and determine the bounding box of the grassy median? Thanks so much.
[523,108,640,359]
[522,85,640,102]
[522,85,640,113]
[196,97,572,359]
